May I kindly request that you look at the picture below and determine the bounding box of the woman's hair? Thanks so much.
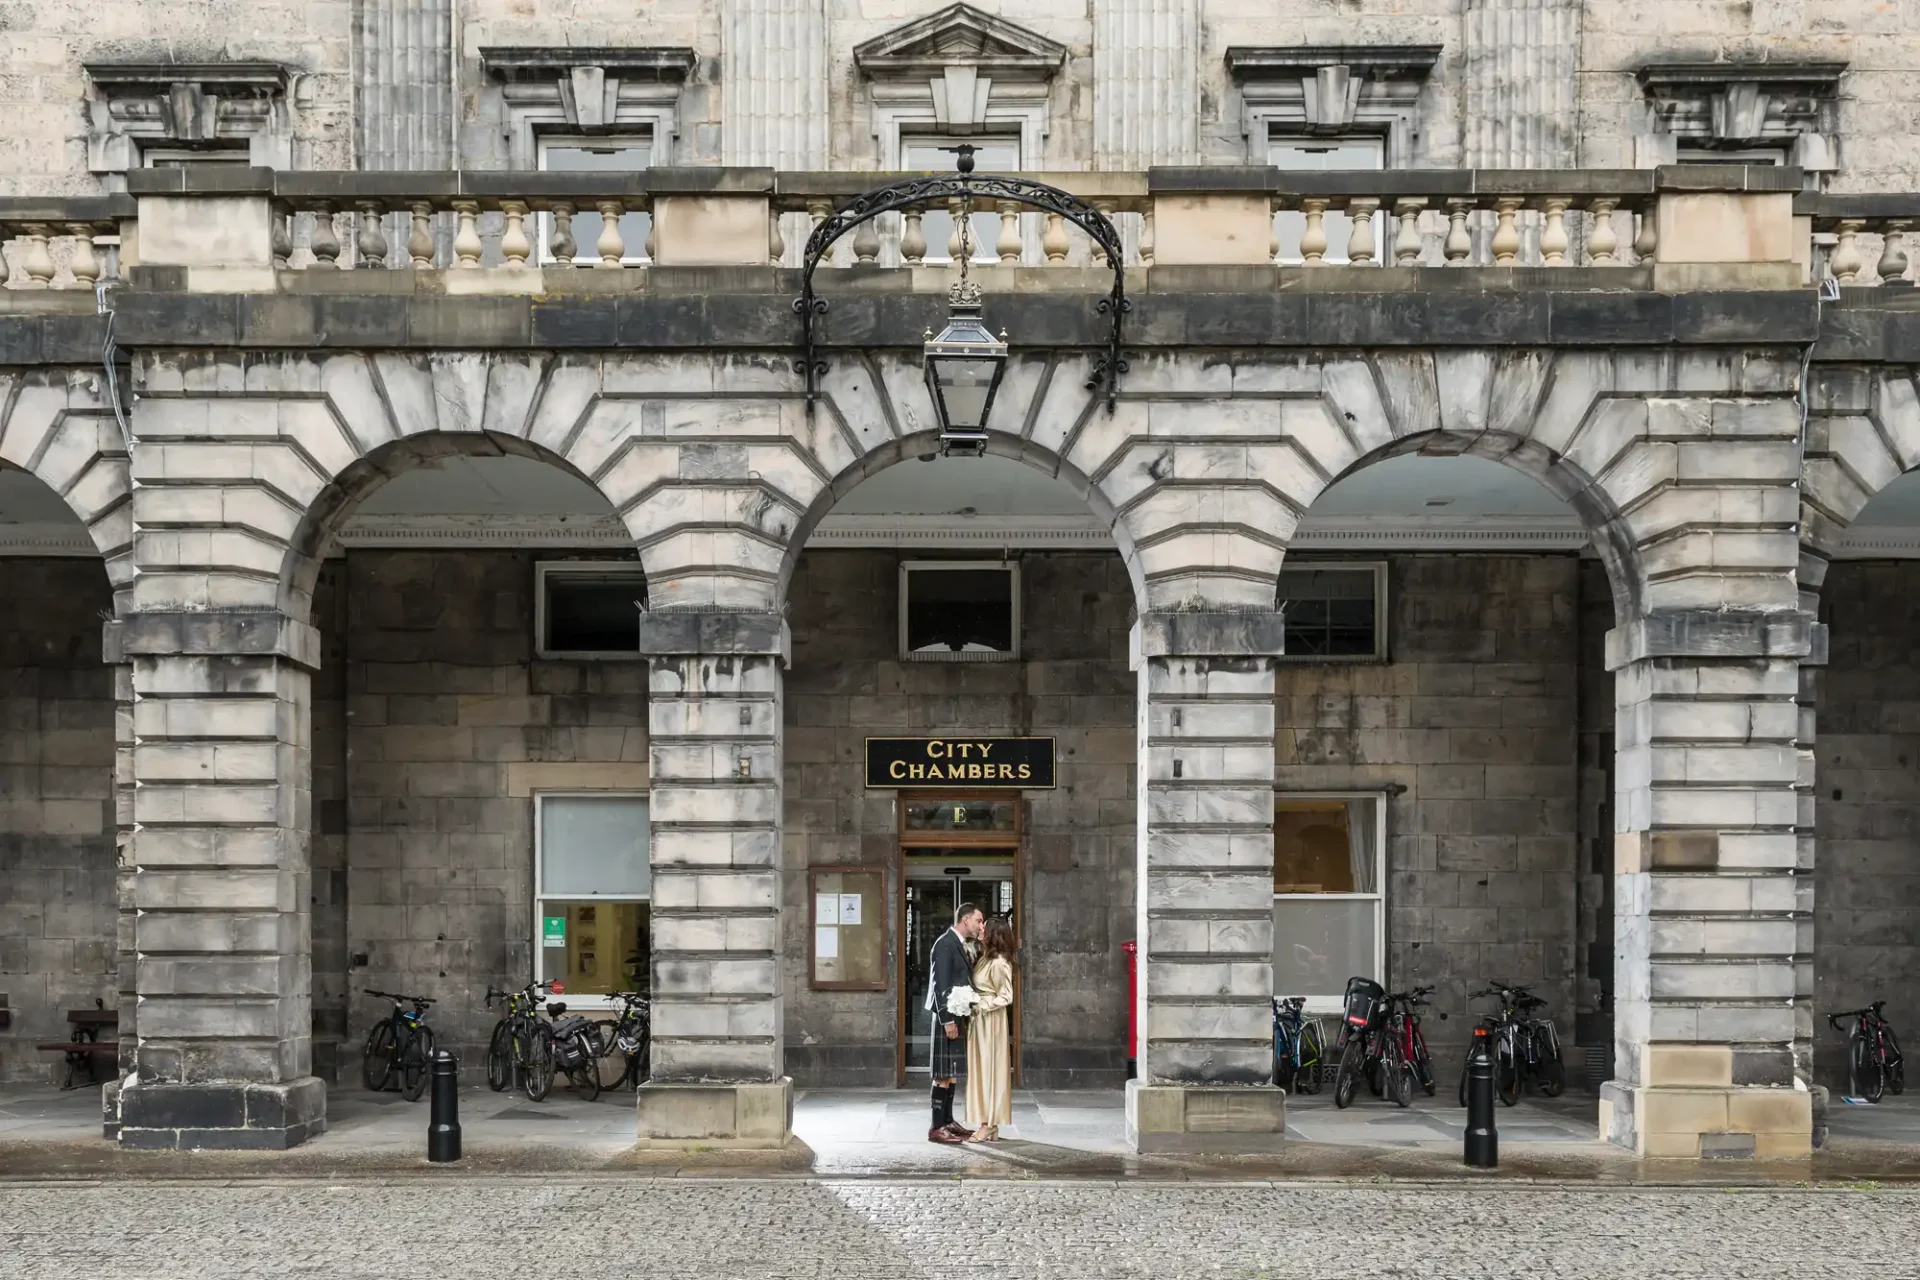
[980,915,1017,962]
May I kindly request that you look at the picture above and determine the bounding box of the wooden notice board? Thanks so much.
[809,866,887,990]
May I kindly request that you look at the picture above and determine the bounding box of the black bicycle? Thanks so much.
[1830,1001,1905,1102]
[361,989,436,1101]
[484,980,558,1102]
[596,991,653,1091]
[545,997,604,1101]
[1460,981,1564,1106]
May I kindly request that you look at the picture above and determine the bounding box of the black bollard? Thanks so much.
[1464,1027,1497,1169]
[427,1049,461,1163]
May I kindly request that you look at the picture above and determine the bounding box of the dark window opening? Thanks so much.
[904,567,1015,655]
[543,569,646,655]
[1278,567,1380,658]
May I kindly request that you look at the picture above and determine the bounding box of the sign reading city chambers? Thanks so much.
[864,737,1056,789]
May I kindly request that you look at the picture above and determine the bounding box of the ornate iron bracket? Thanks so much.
[793,150,1130,417]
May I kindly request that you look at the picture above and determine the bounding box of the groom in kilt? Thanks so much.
[927,902,985,1143]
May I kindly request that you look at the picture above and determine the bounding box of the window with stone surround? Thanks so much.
[901,135,1021,264]
[1269,135,1385,266]
[1276,563,1386,661]
[537,136,653,265]
[535,562,647,659]
[535,792,651,1002]
[1634,62,1844,191]
[899,560,1019,662]
[1273,793,1386,1013]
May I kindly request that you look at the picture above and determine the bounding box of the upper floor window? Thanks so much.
[901,135,1021,263]
[1277,563,1386,661]
[538,136,653,264]
[536,562,647,659]
[899,560,1020,662]
[1270,135,1385,265]
[1635,61,1844,190]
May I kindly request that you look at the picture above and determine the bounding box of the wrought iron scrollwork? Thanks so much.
[794,165,1129,416]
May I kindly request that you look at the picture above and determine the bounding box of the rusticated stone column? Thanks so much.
[116,612,324,1150]
[1126,611,1287,1154]
[634,610,790,1149]
[1602,609,1821,1158]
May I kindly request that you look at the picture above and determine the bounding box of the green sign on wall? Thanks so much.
[542,915,566,946]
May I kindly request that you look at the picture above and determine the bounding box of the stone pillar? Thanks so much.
[115,612,325,1150]
[720,0,828,168]
[1461,0,1582,167]
[634,611,790,1149]
[1126,611,1287,1154]
[1093,0,1200,167]
[1601,609,1821,1159]
[103,633,136,1139]
[356,0,455,169]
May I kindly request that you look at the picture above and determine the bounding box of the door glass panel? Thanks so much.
[903,860,1015,1075]
[902,797,1017,836]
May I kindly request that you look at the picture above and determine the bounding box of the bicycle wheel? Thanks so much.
[399,1025,435,1102]
[486,1019,513,1092]
[1275,1041,1297,1092]
[523,1023,556,1102]
[1296,1022,1323,1095]
[1853,1032,1884,1102]
[1411,1027,1436,1096]
[362,1020,395,1092]
[1333,1036,1363,1109]
[1885,1027,1905,1096]
[1495,1035,1521,1107]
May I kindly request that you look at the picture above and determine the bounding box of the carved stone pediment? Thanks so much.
[854,4,1067,79]
[1635,60,1845,174]
[84,61,294,177]
[1227,45,1441,166]
[479,47,698,166]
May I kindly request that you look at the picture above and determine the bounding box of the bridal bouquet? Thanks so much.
[944,985,979,1019]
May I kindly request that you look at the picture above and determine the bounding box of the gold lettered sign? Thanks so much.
[864,737,1055,789]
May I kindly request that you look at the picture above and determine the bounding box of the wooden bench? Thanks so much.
[36,1004,120,1091]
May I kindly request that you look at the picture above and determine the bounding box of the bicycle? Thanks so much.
[1460,981,1564,1106]
[1332,976,1386,1109]
[361,989,436,1101]
[1830,1001,1905,1102]
[595,991,653,1091]
[1271,996,1328,1095]
[1383,986,1439,1104]
[545,996,604,1101]
[484,979,559,1102]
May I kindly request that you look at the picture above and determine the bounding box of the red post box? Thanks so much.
[1122,940,1138,1076]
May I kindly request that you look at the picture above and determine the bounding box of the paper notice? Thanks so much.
[814,925,840,959]
[815,893,841,925]
[839,893,863,927]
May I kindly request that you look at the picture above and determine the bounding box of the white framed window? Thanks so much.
[1673,144,1786,166]
[537,135,653,264]
[1277,562,1387,662]
[901,135,1021,263]
[142,145,254,167]
[1270,134,1386,265]
[899,560,1020,662]
[1273,792,1386,1014]
[535,561,647,659]
[535,792,651,1005]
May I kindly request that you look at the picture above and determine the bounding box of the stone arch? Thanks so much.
[0,369,132,607]
[1801,364,1920,603]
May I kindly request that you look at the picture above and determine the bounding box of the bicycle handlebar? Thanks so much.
[364,988,435,1006]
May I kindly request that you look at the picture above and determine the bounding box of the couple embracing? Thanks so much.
[925,902,1016,1143]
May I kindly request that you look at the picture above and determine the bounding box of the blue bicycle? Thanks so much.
[1272,996,1329,1094]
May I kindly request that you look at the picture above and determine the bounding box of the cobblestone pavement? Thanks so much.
[3,1178,1916,1279]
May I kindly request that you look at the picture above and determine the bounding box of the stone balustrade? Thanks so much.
[0,198,131,290]
[0,164,1832,290]
[1797,193,1920,285]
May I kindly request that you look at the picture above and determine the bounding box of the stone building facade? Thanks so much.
[1,0,1918,1165]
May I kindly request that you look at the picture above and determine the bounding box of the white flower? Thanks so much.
[944,984,978,1018]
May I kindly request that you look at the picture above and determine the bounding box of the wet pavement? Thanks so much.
[3,1083,1919,1184]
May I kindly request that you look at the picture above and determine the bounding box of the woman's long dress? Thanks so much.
[965,956,1014,1128]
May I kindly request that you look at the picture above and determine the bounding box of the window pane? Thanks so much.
[905,567,1015,653]
[1275,797,1377,893]
[544,571,645,654]
[540,794,649,896]
[540,140,652,260]
[902,798,1017,834]
[1273,897,1377,1000]
[902,137,1019,263]
[538,899,650,996]
[1270,135,1385,264]
[1279,568,1379,658]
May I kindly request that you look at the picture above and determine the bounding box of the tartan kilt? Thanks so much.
[931,1016,970,1081]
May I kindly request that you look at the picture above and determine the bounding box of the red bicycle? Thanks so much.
[1333,980,1438,1108]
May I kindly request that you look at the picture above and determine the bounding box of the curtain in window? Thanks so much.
[1347,797,1378,894]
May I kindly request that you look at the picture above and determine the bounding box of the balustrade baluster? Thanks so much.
[1878,220,1910,284]
[550,203,576,267]
[997,202,1020,264]
[1347,198,1380,266]
[356,202,388,269]
[948,199,966,263]
[67,224,101,289]
[500,202,531,269]
[1444,199,1473,266]
[1140,208,1155,266]
[1094,201,1117,267]
[904,209,929,265]
[0,229,10,287]
[1270,198,1283,265]
[451,203,483,268]
[1393,199,1424,266]
[769,209,787,265]
[308,208,342,270]
[595,201,625,266]
[644,212,657,262]
[853,217,881,264]
[1632,210,1658,265]
[1829,220,1866,283]
[408,204,434,268]
[809,201,832,264]
[1588,199,1619,265]
[18,225,56,287]
[1300,199,1329,264]
[1541,198,1570,266]
[1490,198,1522,266]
